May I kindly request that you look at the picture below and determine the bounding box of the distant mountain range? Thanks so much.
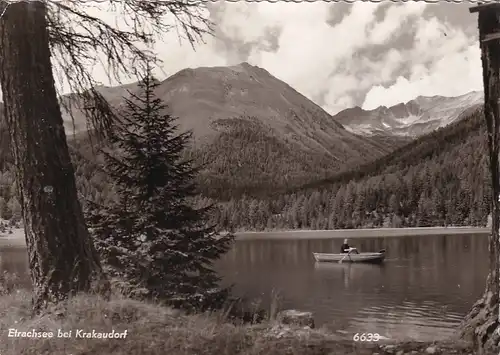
[333,91,483,137]
[65,68,483,141]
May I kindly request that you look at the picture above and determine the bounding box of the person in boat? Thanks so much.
[340,239,350,253]
[340,238,358,254]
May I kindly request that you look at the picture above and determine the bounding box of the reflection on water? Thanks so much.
[216,234,489,341]
[313,262,386,289]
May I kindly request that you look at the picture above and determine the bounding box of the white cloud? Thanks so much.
[234,2,429,114]
[39,2,482,115]
[54,3,228,92]
[362,18,481,109]
[369,2,427,45]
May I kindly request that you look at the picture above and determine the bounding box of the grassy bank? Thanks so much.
[235,227,490,240]
[0,290,474,355]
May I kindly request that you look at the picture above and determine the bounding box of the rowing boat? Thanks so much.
[312,249,386,264]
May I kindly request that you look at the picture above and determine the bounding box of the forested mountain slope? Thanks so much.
[0,104,490,231]
[71,63,406,196]
[210,108,491,231]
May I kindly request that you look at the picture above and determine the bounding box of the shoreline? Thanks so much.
[234,226,490,240]
[1,227,491,244]
[0,228,26,247]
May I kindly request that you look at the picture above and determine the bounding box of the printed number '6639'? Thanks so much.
[352,333,380,342]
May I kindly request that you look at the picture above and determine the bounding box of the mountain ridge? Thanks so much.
[334,91,483,137]
[61,62,394,156]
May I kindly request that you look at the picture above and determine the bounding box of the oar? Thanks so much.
[339,249,352,264]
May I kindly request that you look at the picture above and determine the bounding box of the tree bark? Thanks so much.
[461,6,500,354]
[0,1,108,313]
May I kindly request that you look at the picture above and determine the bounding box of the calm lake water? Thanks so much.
[216,233,489,342]
[0,233,489,342]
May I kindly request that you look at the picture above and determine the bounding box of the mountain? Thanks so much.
[334,91,483,137]
[59,62,406,198]
[211,106,491,231]
[0,64,491,230]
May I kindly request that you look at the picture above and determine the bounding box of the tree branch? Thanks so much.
[45,0,213,143]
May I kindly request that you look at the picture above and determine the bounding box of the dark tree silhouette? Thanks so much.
[86,69,233,310]
[0,1,108,312]
[461,4,500,353]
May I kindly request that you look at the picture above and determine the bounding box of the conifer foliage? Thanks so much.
[86,69,233,311]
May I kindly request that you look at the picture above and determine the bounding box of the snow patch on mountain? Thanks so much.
[334,91,484,137]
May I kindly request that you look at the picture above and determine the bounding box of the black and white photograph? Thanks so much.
[0,0,498,354]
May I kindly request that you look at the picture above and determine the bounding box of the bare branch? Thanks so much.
[45,0,213,143]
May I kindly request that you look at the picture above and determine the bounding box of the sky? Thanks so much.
[61,1,483,115]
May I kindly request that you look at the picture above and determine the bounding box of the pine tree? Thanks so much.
[87,68,233,311]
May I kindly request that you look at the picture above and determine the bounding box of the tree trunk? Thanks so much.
[0,1,108,313]
[461,6,500,354]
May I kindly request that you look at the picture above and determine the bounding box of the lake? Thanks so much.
[0,232,489,342]
[216,233,489,342]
